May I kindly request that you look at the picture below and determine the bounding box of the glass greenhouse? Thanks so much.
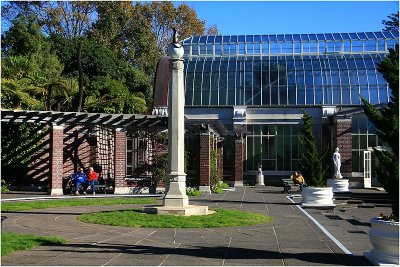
[153,30,398,186]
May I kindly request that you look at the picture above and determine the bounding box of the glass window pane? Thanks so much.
[271,43,280,54]
[352,151,361,172]
[342,86,350,104]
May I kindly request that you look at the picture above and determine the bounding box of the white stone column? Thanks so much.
[162,53,188,207]
[143,30,209,216]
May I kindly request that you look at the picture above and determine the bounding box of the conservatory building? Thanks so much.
[152,30,399,188]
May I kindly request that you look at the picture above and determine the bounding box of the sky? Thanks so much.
[176,1,399,35]
[1,1,398,36]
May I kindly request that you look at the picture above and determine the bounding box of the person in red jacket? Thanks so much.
[86,166,99,195]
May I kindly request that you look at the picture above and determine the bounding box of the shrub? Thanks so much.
[299,111,327,187]
[361,44,399,220]
[186,186,202,196]
[209,149,223,193]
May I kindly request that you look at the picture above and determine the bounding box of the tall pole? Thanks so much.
[163,28,188,207]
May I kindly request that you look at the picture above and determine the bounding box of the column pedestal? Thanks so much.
[256,173,265,186]
[326,179,350,192]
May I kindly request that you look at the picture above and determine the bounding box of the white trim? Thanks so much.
[286,195,353,255]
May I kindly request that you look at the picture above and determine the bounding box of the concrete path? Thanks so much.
[1,186,390,266]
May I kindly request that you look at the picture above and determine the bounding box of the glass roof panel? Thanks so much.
[365,32,376,39]
[349,33,358,39]
[284,34,292,41]
[206,36,215,43]
[325,33,334,40]
[254,35,261,43]
[358,32,367,39]
[308,34,317,41]
[341,33,350,40]
[374,32,384,38]
[222,36,230,43]
[246,35,254,42]
[383,31,394,38]
[231,35,238,42]
[215,36,222,43]
[391,30,399,38]
[317,34,325,41]
[292,34,300,41]
[277,34,284,42]
[238,35,245,42]
[269,35,277,42]
[333,33,341,40]
[199,36,207,43]
[191,36,200,43]
[300,34,309,42]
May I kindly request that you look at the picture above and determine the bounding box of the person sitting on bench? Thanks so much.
[290,171,307,191]
[86,167,99,195]
[71,167,88,195]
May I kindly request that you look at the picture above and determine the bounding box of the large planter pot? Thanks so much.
[326,179,350,192]
[364,217,399,265]
[301,186,335,208]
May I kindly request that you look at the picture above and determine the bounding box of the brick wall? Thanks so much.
[26,126,50,185]
[233,136,244,182]
[114,128,127,188]
[199,134,210,186]
[334,118,352,175]
[50,125,64,190]
[63,125,97,176]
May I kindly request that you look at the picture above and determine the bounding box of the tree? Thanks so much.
[1,1,96,39]
[84,76,147,114]
[91,1,161,76]
[361,44,399,219]
[299,111,326,187]
[140,2,205,55]
[382,12,399,31]
[1,14,45,57]
[206,24,220,36]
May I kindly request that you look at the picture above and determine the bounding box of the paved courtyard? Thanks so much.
[1,186,391,266]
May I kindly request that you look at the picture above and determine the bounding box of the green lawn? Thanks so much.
[1,232,68,257]
[1,197,157,212]
[79,208,273,228]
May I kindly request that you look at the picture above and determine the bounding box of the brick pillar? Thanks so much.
[114,128,129,194]
[50,124,64,195]
[233,135,244,186]
[199,133,211,193]
[334,117,352,178]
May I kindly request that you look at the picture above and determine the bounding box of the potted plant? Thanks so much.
[299,111,334,208]
[362,41,399,265]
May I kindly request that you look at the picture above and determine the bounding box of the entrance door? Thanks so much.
[363,151,372,188]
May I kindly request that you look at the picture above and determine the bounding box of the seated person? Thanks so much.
[71,167,88,195]
[290,171,307,191]
[86,167,99,195]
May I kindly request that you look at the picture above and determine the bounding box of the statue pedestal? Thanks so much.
[326,178,350,192]
[256,173,265,186]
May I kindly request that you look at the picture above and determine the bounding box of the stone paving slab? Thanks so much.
[1,187,390,266]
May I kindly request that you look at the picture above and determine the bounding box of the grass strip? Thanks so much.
[79,208,273,228]
[1,198,157,212]
[1,232,68,257]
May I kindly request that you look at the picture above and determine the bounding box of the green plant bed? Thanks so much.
[1,232,67,257]
[1,198,157,212]
[79,208,273,228]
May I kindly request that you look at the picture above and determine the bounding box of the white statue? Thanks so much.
[257,162,264,186]
[333,147,342,178]
[257,162,262,175]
